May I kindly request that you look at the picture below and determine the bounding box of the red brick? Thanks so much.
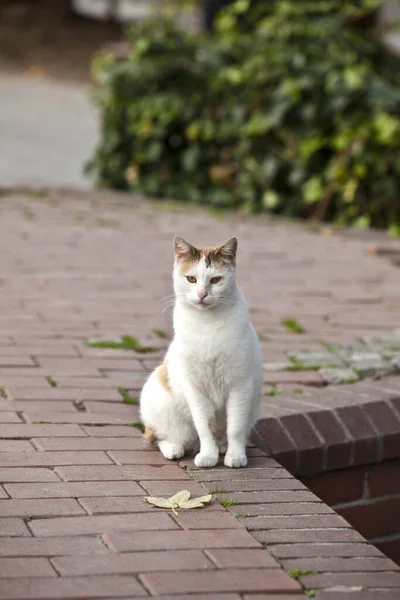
[0,468,61,483]
[214,490,315,504]
[230,502,332,516]
[0,575,146,598]
[263,371,324,385]
[202,478,304,493]
[255,528,365,545]
[79,495,223,515]
[140,568,301,595]
[270,542,382,559]
[246,513,350,531]
[0,558,56,578]
[303,571,400,589]
[0,412,22,423]
[106,529,261,552]
[308,410,352,470]
[7,388,122,401]
[0,519,31,537]
[362,401,400,460]
[83,425,141,437]
[283,556,393,572]
[336,405,379,465]
[251,419,297,473]
[0,401,75,412]
[280,414,324,474]
[85,402,138,415]
[173,511,241,530]
[24,412,138,425]
[0,366,100,377]
[0,441,34,452]
[243,596,303,600]
[0,451,112,467]
[0,499,84,517]
[369,459,400,497]
[205,549,278,569]
[0,424,86,438]
[318,594,395,600]
[5,481,144,499]
[52,550,213,576]
[193,468,284,483]
[0,357,35,367]
[0,536,109,556]
[55,465,187,481]
[338,497,400,538]
[302,467,365,505]
[108,450,171,465]
[146,596,241,600]
[29,512,177,536]
[34,437,147,451]
[43,377,121,388]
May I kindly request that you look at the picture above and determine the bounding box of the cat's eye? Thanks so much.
[186,276,197,283]
[211,277,222,284]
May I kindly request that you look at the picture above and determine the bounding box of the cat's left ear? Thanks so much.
[174,237,198,262]
[217,237,238,263]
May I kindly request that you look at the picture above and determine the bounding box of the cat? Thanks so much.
[139,236,262,468]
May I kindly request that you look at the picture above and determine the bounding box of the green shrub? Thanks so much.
[86,0,400,231]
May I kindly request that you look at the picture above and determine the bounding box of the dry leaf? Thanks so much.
[144,490,212,516]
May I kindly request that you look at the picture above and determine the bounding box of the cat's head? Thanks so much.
[173,236,238,310]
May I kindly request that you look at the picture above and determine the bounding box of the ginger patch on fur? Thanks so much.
[208,418,217,439]
[143,426,156,443]
[157,361,171,392]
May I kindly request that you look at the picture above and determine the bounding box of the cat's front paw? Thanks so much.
[224,452,247,468]
[194,450,219,468]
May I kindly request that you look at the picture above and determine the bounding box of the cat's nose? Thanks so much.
[198,290,208,301]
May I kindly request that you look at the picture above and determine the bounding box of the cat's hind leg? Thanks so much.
[140,364,196,461]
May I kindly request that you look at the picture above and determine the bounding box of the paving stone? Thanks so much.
[106,529,261,552]
[287,351,343,367]
[0,451,112,467]
[140,568,301,595]
[0,536,110,556]
[0,468,61,483]
[0,557,56,578]
[352,359,395,378]
[205,549,279,569]
[0,499,85,518]
[55,465,188,481]
[0,575,146,598]
[29,512,177,536]
[0,519,31,537]
[52,550,213,576]
[319,368,359,385]
[5,481,144,499]
[0,425,86,438]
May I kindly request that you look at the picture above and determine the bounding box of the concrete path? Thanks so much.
[0,190,399,598]
[0,76,98,189]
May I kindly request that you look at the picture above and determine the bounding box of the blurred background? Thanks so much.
[1,0,400,232]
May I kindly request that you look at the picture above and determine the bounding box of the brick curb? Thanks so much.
[251,379,400,475]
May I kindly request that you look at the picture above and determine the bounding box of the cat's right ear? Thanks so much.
[174,237,194,261]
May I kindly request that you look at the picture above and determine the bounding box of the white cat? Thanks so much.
[139,236,262,468]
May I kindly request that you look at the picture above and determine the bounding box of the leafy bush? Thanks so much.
[86,0,400,231]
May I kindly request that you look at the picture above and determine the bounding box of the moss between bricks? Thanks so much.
[88,335,155,354]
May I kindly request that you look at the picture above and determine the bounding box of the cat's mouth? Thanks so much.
[194,299,212,309]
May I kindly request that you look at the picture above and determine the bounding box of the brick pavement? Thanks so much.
[0,190,400,598]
